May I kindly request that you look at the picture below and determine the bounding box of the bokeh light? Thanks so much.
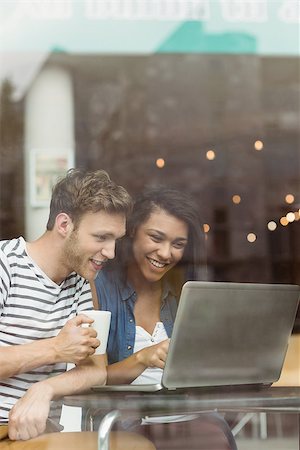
[280,217,289,226]
[156,158,165,168]
[286,212,295,222]
[232,195,241,204]
[206,150,215,160]
[247,233,257,243]
[285,194,294,204]
[254,140,264,151]
[267,221,277,231]
[203,223,210,233]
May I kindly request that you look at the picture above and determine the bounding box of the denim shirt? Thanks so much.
[95,266,178,365]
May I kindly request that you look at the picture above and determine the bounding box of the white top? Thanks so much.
[132,321,168,385]
[0,237,93,423]
[131,321,199,424]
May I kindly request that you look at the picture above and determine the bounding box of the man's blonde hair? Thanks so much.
[46,168,132,230]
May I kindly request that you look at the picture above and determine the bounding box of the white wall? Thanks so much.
[24,65,74,240]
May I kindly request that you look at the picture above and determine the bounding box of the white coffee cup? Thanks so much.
[83,310,111,355]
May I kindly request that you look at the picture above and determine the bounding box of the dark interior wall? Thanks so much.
[0,79,24,240]
[0,52,299,329]
[71,54,299,286]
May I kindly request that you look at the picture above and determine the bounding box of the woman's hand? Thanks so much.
[107,339,171,384]
[136,339,170,369]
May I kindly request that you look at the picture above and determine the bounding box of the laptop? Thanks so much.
[92,281,300,393]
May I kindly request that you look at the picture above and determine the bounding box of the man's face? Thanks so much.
[63,210,126,280]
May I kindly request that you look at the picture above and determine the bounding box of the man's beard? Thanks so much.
[63,231,86,277]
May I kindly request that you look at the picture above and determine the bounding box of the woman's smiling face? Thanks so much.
[131,208,188,283]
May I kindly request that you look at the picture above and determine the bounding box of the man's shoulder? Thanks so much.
[0,238,25,285]
[0,237,24,258]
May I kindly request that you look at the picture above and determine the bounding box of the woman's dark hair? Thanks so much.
[118,186,205,285]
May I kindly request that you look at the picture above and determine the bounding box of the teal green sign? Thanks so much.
[0,1,299,56]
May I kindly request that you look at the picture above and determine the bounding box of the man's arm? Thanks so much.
[0,315,99,379]
[8,355,106,441]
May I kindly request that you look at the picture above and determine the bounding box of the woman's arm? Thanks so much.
[107,339,169,384]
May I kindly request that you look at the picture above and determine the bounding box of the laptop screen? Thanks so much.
[162,281,300,389]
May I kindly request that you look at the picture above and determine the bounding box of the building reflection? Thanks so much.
[0,31,299,328]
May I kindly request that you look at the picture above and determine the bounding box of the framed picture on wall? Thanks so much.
[29,149,74,207]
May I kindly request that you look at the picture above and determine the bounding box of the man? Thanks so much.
[0,168,132,440]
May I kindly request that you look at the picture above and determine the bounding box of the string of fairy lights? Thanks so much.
[154,140,298,244]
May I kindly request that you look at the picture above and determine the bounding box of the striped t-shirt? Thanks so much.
[0,237,93,423]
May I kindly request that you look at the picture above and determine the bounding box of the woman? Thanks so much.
[94,187,237,450]
[95,186,203,383]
